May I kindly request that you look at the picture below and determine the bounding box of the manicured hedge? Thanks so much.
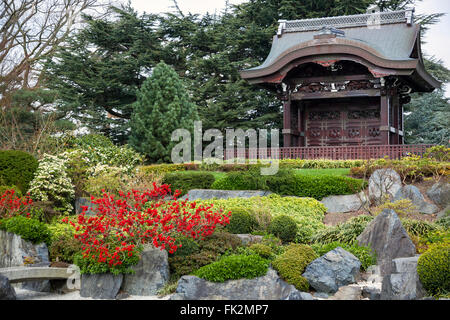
[211,169,366,200]
[162,171,216,195]
[0,150,38,193]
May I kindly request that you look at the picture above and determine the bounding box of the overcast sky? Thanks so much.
[129,0,450,96]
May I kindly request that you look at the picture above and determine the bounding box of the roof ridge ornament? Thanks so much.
[317,26,345,37]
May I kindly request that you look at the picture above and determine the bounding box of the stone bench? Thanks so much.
[0,267,75,283]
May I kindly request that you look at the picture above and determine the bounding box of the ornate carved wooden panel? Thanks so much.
[303,97,382,146]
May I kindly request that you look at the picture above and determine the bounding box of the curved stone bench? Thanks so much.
[0,267,75,283]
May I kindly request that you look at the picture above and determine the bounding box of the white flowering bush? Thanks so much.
[28,154,75,215]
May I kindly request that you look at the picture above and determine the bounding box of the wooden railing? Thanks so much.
[223,145,434,160]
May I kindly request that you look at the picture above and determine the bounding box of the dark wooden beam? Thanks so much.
[291,89,380,100]
[288,74,375,85]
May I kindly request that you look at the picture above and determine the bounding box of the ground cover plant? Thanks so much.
[198,194,327,243]
[272,244,318,291]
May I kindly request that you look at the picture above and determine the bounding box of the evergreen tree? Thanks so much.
[45,6,162,143]
[128,62,199,163]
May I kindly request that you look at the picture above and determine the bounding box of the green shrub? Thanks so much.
[140,163,186,175]
[169,250,217,279]
[401,219,441,237]
[249,243,274,259]
[0,186,22,198]
[311,241,376,271]
[279,159,364,169]
[199,231,242,255]
[311,215,374,245]
[198,195,327,244]
[169,236,200,257]
[211,169,366,200]
[226,209,259,234]
[211,169,268,191]
[272,244,318,291]
[0,216,51,245]
[163,171,215,195]
[0,150,38,193]
[194,254,269,282]
[267,171,367,200]
[268,215,298,243]
[417,243,450,296]
[436,214,450,230]
[74,134,114,149]
[168,231,243,278]
[49,234,83,263]
[350,156,450,183]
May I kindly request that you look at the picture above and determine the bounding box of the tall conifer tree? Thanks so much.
[129,62,199,163]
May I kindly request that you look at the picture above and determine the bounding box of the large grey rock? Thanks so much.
[0,230,50,292]
[0,274,16,300]
[394,185,439,214]
[321,192,368,213]
[121,246,170,296]
[357,209,416,275]
[285,291,315,300]
[302,247,361,294]
[427,181,450,207]
[381,256,426,300]
[0,230,49,268]
[181,189,272,201]
[80,273,123,299]
[170,268,303,300]
[368,169,402,205]
[362,285,381,300]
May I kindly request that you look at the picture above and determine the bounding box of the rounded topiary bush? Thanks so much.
[0,216,51,245]
[0,150,38,193]
[417,243,450,295]
[272,244,318,291]
[268,215,298,243]
[194,254,269,282]
[227,209,259,234]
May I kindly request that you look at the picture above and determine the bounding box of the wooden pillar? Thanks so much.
[393,93,400,145]
[283,99,292,147]
[380,93,390,145]
[297,103,305,147]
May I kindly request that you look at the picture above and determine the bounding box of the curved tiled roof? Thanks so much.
[240,9,440,92]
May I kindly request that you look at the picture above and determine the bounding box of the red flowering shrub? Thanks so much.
[66,183,231,274]
[0,189,33,219]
